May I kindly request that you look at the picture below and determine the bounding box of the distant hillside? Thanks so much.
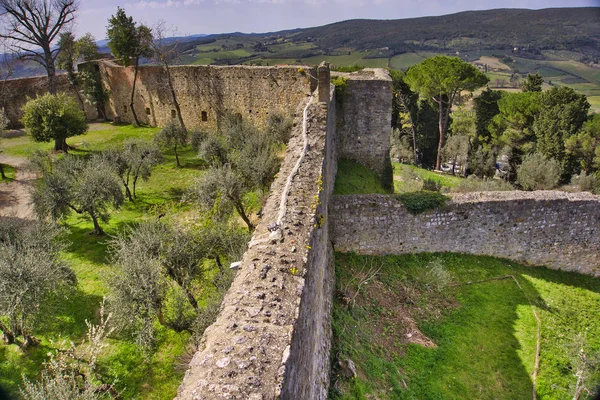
[288,8,600,56]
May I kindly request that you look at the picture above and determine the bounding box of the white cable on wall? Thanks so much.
[276,95,314,228]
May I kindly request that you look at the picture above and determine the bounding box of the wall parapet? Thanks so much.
[330,192,600,276]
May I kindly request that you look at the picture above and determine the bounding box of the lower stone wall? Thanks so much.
[330,191,600,276]
[177,87,336,399]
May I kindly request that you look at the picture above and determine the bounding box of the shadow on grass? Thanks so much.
[36,287,104,340]
[63,224,111,266]
[330,252,600,400]
[0,341,54,397]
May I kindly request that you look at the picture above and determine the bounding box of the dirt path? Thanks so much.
[0,154,35,219]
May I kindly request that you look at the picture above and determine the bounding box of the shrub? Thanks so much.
[417,258,452,292]
[517,153,561,190]
[422,178,441,192]
[453,175,514,193]
[21,92,88,151]
[332,65,365,73]
[571,172,600,194]
[331,76,348,101]
[397,191,449,214]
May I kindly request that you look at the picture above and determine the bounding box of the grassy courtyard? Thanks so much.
[0,123,213,399]
[330,252,600,399]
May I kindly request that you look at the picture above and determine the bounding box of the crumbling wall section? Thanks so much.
[99,62,313,130]
[330,191,600,276]
[0,74,97,128]
[177,83,336,399]
[334,69,392,174]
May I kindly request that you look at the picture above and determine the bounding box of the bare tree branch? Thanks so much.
[0,0,79,93]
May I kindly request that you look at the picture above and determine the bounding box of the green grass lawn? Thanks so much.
[334,160,464,195]
[334,159,390,195]
[0,124,161,158]
[393,163,463,193]
[0,123,207,399]
[331,252,600,400]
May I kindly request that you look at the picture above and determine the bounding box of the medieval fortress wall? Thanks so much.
[3,63,600,398]
[331,192,600,277]
[99,62,315,130]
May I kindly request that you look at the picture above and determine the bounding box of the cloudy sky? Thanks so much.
[77,0,599,40]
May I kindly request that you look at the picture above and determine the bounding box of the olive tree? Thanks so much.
[0,219,74,348]
[189,165,255,231]
[21,92,88,152]
[102,140,163,201]
[31,153,123,235]
[517,152,561,190]
[21,301,117,399]
[108,220,246,348]
[155,120,188,167]
[405,56,488,170]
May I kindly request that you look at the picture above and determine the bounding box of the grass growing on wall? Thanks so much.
[330,252,600,400]
[396,191,448,214]
[0,123,212,399]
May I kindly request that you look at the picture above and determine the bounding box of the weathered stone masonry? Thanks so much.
[333,69,392,174]
[176,85,338,399]
[99,62,314,130]
[330,192,600,276]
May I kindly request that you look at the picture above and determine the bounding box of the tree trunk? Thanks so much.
[235,201,255,232]
[0,164,5,180]
[183,287,199,311]
[411,124,418,164]
[215,256,224,275]
[133,175,139,198]
[130,58,141,126]
[90,213,104,235]
[97,103,107,121]
[44,47,57,95]
[124,184,133,201]
[463,140,471,177]
[0,321,15,345]
[54,137,69,152]
[165,64,186,132]
[436,98,444,171]
[174,145,181,168]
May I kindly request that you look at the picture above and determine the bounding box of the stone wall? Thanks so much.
[99,61,314,130]
[280,86,337,399]
[177,83,337,399]
[330,191,600,276]
[334,69,392,174]
[0,74,97,128]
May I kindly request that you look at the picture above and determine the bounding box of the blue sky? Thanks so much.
[76,0,600,40]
